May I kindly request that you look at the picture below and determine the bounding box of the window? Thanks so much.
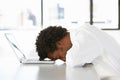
[43,0,119,29]
[0,0,41,30]
[43,0,89,28]
[93,0,119,29]
[0,0,119,29]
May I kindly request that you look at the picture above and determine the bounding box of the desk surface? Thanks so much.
[0,57,100,80]
[0,32,99,80]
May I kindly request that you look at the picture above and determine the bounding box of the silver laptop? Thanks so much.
[4,33,55,64]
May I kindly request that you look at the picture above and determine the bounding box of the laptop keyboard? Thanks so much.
[22,58,55,64]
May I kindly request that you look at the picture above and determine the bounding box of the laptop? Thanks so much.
[4,33,55,64]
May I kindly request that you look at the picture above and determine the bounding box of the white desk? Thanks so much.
[0,57,100,80]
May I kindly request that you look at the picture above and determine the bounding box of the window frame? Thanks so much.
[90,0,119,30]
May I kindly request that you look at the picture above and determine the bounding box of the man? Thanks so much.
[35,24,120,78]
[35,26,72,61]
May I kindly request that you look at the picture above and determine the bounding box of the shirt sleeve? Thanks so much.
[66,27,103,67]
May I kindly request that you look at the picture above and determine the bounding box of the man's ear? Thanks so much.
[56,40,63,48]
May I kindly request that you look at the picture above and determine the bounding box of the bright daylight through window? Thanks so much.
[0,0,119,29]
[0,0,41,29]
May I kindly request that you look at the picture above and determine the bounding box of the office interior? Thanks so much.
[0,0,120,80]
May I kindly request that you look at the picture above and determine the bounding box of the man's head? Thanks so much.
[35,26,72,61]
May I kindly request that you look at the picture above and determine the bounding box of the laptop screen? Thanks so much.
[5,33,26,60]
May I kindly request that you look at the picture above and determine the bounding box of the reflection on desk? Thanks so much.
[0,57,100,80]
[66,64,100,80]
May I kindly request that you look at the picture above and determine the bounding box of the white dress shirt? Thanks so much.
[66,24,120,78]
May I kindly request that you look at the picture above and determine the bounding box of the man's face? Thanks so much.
[48,32,72,61]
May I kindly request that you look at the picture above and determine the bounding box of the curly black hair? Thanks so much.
[35,26,68,61]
